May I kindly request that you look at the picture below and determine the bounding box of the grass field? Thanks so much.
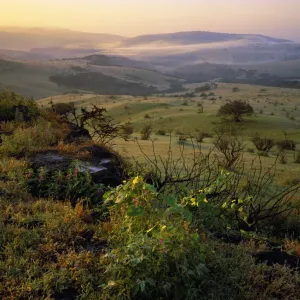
[38,82,300,191]
[39,82,300,136]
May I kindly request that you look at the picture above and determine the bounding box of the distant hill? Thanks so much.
[0,27,126,50]
[70,54,153,70]
[121,31,292,47]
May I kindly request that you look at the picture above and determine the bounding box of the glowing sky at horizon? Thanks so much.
[1,0,300,41]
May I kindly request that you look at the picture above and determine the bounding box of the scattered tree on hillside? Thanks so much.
[213,131,245,168]
[55,103,122,145]
[122,123,134,139]
[218,100,254,122]
[251,133,275,153]
[140,124,152,140]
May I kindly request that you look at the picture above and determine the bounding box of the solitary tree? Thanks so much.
[218,100,254,122]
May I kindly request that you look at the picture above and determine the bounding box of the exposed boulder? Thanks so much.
[63,122,92,144]
[253,248,300,271]
[29,145,124,187]
[13,105,31,122]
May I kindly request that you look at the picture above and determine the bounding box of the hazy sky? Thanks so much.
[1,0,300,40]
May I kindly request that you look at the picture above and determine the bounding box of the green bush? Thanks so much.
[102,177,208,299]
[156,129,166,136]
[24,162,106,205]
[0,119,57,156]
[251,134,275,153]
[0,90,38,122]
[276,139,296,151]
[140,124,152,140]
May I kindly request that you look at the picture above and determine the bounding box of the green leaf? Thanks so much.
[121,226,128,233]
[127,205,144,217]
[164,195,177,207]
[287,248,296,255]
[182,209,192,222]
[140,280,146,293]
[142,183,156,192]
[221,202,227,209]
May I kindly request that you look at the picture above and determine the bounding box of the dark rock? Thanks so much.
[85,239,108,254]
[30,150,72,172]
[80,229,95,243]
[75,229,108,254]
[12,105,33,122]
[53,287,79,300]
[29,145,124,187]
[0,173,8,181]
[253,249,300,271]
[64,122,92,144]
[212,232,244,244]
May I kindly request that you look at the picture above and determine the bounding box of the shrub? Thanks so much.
[24,162,106,205]
[156,129,166,136]
[276,139,296,151]
[195,131,212,143]
[218,100,254,122]
[251,134,275,153]
[213,133,244,168]
[122,123,134,138]
[278,151,287,164]
[294,151,300,164]
[247,148,255,153]
[178,135,187,144]
[0,90,39,122]
[195,84,211,93]
[0,119,57,156]
[140,124,152,140]
[59,104,121,146]
[50,101,75,116]
[102,177,208,299]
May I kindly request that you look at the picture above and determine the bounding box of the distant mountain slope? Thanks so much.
[0,27,126,50]
[0,56,184,98]
[70,54,152,70]
[121,31,292,47]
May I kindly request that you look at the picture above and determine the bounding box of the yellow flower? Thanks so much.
[132,176,140,185]
[190,197,199,206]
[204,198,208,203]
[161,225,166,231]
[199,189,204,193]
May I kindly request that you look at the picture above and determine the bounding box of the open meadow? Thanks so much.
[38,82,300,187]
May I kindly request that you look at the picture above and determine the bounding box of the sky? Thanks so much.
[1,0,300,40]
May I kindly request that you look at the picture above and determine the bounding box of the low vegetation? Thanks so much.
[1,89,300,299]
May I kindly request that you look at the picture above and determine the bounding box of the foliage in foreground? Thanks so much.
[1,176,300,300]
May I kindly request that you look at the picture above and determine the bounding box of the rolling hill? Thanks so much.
[0,55,185,98]
[0,27,300,96]
[0,27,125,50]
[120,31,292,47]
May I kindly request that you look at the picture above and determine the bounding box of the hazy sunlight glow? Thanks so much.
[1,0,300,40]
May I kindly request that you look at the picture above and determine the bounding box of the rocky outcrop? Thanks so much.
[253,249,300,271]
[63,122,92,144]
[29,145,124,187]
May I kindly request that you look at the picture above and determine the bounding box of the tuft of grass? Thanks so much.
[0,119,57,156]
